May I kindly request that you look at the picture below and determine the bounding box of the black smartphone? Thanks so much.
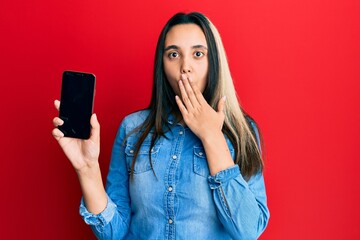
[58,70,96,139]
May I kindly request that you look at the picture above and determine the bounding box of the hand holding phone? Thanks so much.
[58,71,96,139]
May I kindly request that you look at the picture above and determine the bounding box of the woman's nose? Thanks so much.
[180,58,192,73]
[181,68,191,73]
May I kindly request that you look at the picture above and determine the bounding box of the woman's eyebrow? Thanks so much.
[164,45,179,51]
[164,45,208,51]
[192,45,208,50]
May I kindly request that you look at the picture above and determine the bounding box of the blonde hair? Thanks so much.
[208,19,263,177]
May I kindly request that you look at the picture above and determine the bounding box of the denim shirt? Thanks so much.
[80,110,270,240]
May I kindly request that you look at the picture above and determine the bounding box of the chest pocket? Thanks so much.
[125,143,161,174]
[193,146,236,178]
[193,146,210,178]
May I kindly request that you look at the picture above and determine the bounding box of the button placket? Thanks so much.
[165,125,185,238]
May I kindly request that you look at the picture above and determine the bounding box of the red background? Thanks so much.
[1,0,359,239]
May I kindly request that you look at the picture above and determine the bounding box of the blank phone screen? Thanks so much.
[58,71,95,139]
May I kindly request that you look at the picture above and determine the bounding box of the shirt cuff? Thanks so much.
[208,165,241,189]
[79,194,117,230]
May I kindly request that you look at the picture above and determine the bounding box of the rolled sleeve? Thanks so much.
[208,165,242,189]
[79,194,117,232]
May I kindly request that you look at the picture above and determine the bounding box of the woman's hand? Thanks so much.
[175,74,226,141]
[52,100,100,173]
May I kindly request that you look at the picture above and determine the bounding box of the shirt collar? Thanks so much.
[167,113,175,125]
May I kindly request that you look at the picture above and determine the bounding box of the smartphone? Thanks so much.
[58,70,96,139]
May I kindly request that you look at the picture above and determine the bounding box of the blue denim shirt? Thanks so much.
[80,110,270,240]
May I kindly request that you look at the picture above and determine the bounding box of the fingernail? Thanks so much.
[188,76,193,82]
[181,74,186,80]
[223,96,227,101]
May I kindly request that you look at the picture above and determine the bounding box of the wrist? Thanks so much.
[76,161,101,178]
[199,129,224,144]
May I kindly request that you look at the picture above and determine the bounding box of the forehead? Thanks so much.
[165,23,207,47]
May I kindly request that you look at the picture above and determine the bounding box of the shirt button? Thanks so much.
[179,131,183,135]
[150,148,154,153]
[129,149,134,154]
[168,219,173,224]
[172,155,177,160]
[168,186,173,192]
[199,152,204,156]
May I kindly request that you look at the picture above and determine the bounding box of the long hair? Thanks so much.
[128,12,263,180]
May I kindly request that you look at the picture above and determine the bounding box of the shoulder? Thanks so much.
[123,109,151,123]
[113,109,151,143]
[121,109,151,131]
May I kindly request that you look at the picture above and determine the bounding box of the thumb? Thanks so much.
[54,99,60,111]
[217,96,227,114]
[89,113,100,142]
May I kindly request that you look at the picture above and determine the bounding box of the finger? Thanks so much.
[52,128,64,141]
[181,75,200,108]
[175,95,188,115]
[89,113,100,143]
[53,117,64,127]
[187,76,207,106]
[217,96,227,113]
[54,100,60,111]
[178,79,194,111]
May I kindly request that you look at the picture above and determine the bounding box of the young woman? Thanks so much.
[52,12,270,240]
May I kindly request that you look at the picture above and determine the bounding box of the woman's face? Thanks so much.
[163,23,209,96]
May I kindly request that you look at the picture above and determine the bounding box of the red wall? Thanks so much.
[1,0,359,239]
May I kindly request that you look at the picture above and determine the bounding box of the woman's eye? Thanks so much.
[169,52,179,59]
[194,51,204,57]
